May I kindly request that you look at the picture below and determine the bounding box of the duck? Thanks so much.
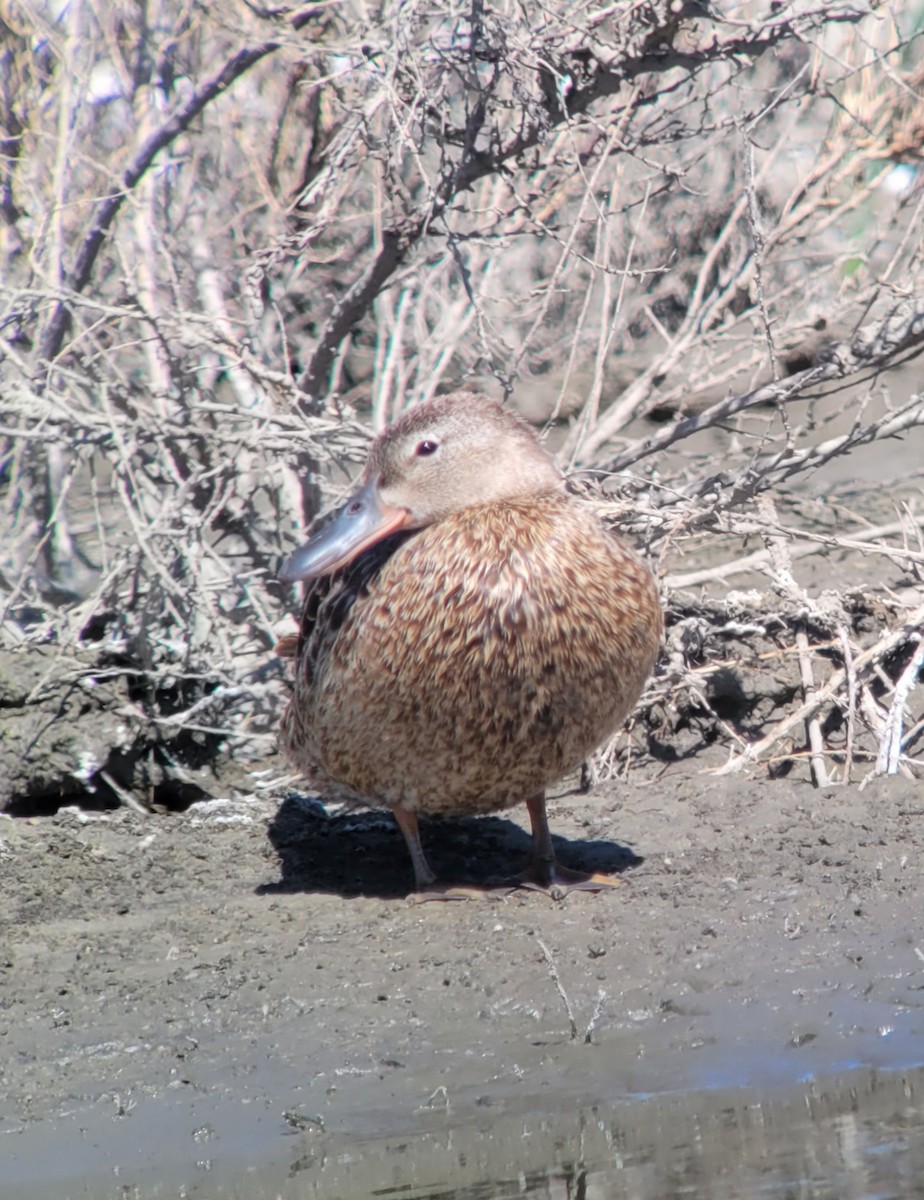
[278,391,662,896]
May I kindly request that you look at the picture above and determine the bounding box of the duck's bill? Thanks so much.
[279,480,410,583]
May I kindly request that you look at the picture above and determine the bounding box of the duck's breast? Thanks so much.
[285,495,661,813]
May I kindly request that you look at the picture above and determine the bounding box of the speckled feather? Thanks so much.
[280,491,662,815]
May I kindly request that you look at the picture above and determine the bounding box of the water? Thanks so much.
[9,1066,923,1199]
[265,1068,924,1200]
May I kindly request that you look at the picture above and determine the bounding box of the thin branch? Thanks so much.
[600,296,924,474]
[876,635,924,775]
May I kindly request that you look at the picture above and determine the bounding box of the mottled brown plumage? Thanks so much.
[278,391,662,894]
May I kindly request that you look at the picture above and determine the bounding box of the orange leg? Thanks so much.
[391,806,496,902]
[516,793,623,897]
[391,806,438,890]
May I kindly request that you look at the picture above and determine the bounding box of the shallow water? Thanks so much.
[307,1069,924,1200]
[8,1065,924,1200]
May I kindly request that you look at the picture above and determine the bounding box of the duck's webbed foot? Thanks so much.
[409,884,491,903]
[509,857,623,900]
[503,792,624,900]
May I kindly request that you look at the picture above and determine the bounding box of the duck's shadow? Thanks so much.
[259,792,642,900]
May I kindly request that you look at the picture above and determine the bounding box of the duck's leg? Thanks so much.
[392,805,486,901]
[518,792,622,897]
[391,806,438,890]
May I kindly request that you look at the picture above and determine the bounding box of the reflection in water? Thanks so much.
[244,1067,924,1200]
[11,1067,924,1199]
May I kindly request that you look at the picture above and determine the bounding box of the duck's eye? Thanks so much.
[414,439,439,457]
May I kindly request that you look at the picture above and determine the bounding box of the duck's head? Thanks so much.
[280,391,562,582]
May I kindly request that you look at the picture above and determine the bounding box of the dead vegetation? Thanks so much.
[1,1,922,810]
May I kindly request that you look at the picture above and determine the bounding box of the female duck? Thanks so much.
[279,391,661,895]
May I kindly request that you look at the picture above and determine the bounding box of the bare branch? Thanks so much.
[35,6,326,379]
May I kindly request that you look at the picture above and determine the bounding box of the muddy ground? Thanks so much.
[2,761,923,1196]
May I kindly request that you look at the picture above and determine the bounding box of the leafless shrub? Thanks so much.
[1,1,922,808]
